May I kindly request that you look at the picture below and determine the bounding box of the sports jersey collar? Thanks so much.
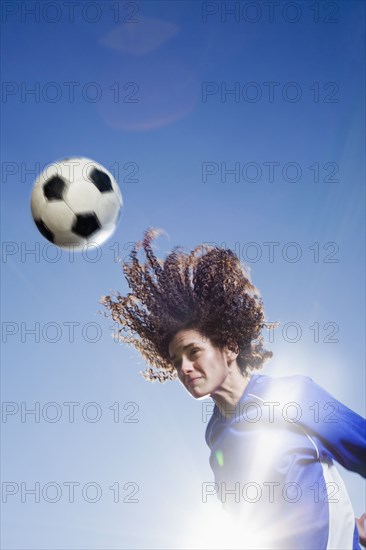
[204,374,262,447]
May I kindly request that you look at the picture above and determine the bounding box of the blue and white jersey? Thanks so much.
[205,374,366,549]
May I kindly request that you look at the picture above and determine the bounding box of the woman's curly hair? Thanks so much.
[100,227,274,383]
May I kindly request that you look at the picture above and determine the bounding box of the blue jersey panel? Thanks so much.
[204,374,366,549]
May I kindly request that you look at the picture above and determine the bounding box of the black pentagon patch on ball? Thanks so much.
[35,220,55,243]
[43,176,66,200]
[72,213,101,237]
[89,168,112,192]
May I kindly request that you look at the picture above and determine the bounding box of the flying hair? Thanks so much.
[100,227,274,383]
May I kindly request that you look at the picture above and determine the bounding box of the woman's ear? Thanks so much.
[224,347,239,364]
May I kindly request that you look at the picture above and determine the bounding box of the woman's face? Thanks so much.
[168,328,231,398]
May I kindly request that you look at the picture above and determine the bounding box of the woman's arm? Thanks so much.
[356,514,366,548]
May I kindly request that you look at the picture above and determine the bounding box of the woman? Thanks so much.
[101,227,365,549]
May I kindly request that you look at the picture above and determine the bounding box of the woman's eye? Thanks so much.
[172,349,200,369]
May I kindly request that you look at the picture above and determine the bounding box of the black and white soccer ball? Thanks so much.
[31,157,123,250]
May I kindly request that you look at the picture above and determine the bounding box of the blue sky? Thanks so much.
[1,1,365,548]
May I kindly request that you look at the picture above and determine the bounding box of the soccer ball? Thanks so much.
[31,157,123,250]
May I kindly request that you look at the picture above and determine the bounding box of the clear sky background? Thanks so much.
[1,1,365,548]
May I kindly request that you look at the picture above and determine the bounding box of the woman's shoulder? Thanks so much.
[246,373,315,401]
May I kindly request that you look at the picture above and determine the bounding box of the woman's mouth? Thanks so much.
[187,377,202,385]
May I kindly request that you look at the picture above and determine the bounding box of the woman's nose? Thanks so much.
[180,356,194,374]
